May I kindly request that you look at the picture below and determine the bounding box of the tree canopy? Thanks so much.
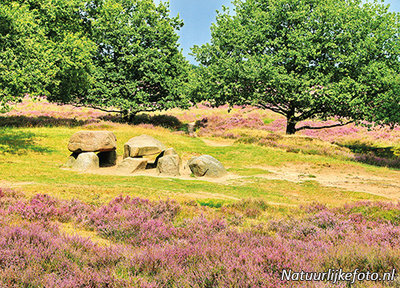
[0,0,189,117]
[193,0,400,134]
[0,0,94,110]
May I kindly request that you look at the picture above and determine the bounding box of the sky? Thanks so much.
[158,0,400,64]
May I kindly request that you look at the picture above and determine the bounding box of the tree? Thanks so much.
[0,0,95,111]
[192,0,400,134]
[0,0,189,118]
[0,1,47,110]
[65,0,190,119]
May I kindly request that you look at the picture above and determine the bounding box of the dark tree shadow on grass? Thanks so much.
[0,115,89,128]
[0,114,187,131]
[339,143,400,169]
[105,113,187,131]
[0,129,53,154]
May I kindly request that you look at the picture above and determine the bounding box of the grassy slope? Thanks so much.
[0,124,385,213]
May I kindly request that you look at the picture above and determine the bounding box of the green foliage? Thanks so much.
[0,0,95,110]
[193,0,400,134]
[197,200,223,208]
[78,0,190,116]
[0,0,189,116]
[393,146,400,157]
[0,2,46,109]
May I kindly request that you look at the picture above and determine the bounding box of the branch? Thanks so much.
[137,108,159,113]
[296,108,320,121]
[72,104,159,114]
[71,104,123,113]
[296,120,354,132]
[256,102,288,116]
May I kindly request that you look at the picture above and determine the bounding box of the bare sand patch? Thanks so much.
[0,180,36,188]
[251,163,400,200]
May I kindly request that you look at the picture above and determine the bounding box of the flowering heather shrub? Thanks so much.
[0,97,120,128]
[0,188,25,210]
[11,194,60,221]
[2,189,400,287]
[0,222,124,288]
[0,115,90,128]
[221,198,269,218]
[196,113,267,137]
[130,230,295,287]
[5,96,107,121]
[341,201,400,224]
[10,193,94,223]
[353,154,400,169]
[88,196,180,245]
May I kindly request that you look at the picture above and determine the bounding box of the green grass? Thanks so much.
[0,125,389,213]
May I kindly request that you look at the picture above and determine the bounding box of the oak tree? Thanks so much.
[193,0,400,134]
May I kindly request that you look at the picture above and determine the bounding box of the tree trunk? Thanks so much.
[286,105,297,134]
[286,118,297,135]
[121,110,136,123]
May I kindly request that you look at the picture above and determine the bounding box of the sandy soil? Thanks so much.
[201,137,400,199]
[251,163,400,200]
[74,155,400,201]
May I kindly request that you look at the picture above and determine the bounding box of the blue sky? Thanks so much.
[159,0,400,64]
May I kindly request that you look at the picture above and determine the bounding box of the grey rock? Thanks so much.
[124,135,166,158]
[68,131,117,153]
[164,148,178,156]
[188,155,227,178]
[63,153,78,168]
[157,154,180,176]
[154,147,178,167]
[98,150,117,167]
[117,157,148,173]
[188,122,196,137]
[72,152,99,171]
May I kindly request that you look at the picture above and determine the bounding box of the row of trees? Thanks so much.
[1,0,399,133]
[0,0,189,120]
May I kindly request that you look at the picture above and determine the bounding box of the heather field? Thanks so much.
[1,97,400,287]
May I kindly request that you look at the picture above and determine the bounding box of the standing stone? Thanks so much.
[157,154,180,176]
[117,157,148,173]
[188,155,227,178]
[164,148,178,156]
[154,147,178,166]
[124,135,166,158]
[72,152,99,171]
[188,122,196,137]
[63,153,79,168]
[98,150,117,167]
[68,131,117,153]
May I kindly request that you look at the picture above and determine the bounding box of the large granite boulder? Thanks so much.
[164,148,178,156]
[63,153,79,168]
[68,131,117,153]
[124,135,166,158]
[188,155,227,178]
[72,152,99,171]
[157,154,180,176]
[117,157,148,173]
